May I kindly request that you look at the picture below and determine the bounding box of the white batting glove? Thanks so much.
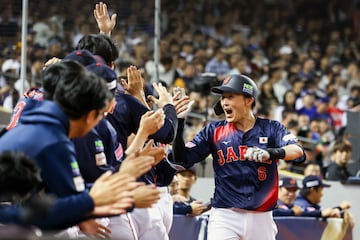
[244,147,270,162]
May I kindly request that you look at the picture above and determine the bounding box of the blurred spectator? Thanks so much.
[304,161,322,177]
[204,46,229,80]
[274,90,297,122]
[257,80,279,111]
[297,91,317,120]
[327,91,344,130]
[298,58,316,81]
[326,140,353,181]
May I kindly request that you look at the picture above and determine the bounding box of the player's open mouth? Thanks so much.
[224,109,232,115]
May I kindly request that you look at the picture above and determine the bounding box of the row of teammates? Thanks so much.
[0,2,348,240]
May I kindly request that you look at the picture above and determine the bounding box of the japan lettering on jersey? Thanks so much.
[182,118,301,211]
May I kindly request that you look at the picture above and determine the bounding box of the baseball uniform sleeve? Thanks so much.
[171,119,213,168]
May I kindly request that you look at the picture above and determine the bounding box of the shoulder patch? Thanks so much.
[282,134,297,142]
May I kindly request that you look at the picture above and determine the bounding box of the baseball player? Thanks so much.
[91,5,179,238]
[170,74,306,240]
[0,61,142,233]
[73,63,165,240]
[6,49,97,131]
[106,76,179,239]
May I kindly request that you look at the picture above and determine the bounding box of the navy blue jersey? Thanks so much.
[106,92,177,149]
[106,92,178,186]
[73,119,124,183]
[173,196,197,215]
[272,199,296,216]
[171,117,305,211]
[6,88,44,130]
[294,195,322,218]
[0,100,94,229]
[0,198,94,230]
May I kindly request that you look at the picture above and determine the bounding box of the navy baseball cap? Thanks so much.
[63,50,96,67]
[211,74,258,99]
[86,63,117,91]
[279,177,299,189]
[302,175,331,188]
[177,165,197,176]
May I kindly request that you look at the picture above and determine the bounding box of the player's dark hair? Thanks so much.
[75,34,118,65]
[299,185,321,198]
[53,63,113,120]
[0,151,41,203]
[41,60,86,100]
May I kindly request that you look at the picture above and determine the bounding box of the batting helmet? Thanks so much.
[211,74,258,115]
[211,74,258,99]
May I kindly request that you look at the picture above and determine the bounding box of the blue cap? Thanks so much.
[302,175,331,188]
[86,63,117,91]
[279,177,299,189]
[63,50,96,67]
[177,165,197,176]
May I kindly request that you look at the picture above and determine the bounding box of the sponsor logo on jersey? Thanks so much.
[242,83,253,95]
[222,140,231,145]
[282,133,297,142]
[259,137,268,144]
[306,206,316,212]
[95,152,107,166]
[73,176,85,192]
[95,140,104,153]
[71,160,81,176]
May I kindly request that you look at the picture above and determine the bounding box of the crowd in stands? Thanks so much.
[1,1,360,179]
[0,0,359,238]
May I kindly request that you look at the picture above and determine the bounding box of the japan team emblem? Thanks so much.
[259,137,268,144]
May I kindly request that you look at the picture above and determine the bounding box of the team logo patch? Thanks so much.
[73,176,85,192]
[259,137,268,144]
[242,83,253,95]
[115,144,124,161]
[223,75,231,84]
[95,152,107,166]
[185,141,196,148]
[282,133,297,142]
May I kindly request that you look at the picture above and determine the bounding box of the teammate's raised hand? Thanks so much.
[119,152,155,178]
[147,82,174,108]
[94,2,117,36]
[133,184,161,208]
[138,139,167,166]
[79,218,111,239]
[189,201,208,216]
[122,66,144,97]
[138,110,165,137]
[244,147,270,162]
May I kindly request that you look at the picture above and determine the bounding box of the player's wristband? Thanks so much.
[266,148,285,160]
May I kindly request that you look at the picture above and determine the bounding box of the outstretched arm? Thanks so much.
[94,2,117,36]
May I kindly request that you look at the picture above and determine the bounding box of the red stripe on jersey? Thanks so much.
[213,123,236,143]
[256,174,279,211]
